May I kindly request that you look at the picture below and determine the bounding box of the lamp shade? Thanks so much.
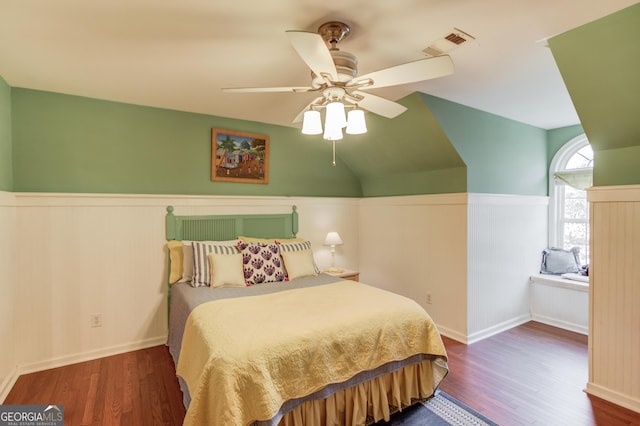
[346,109,367,135]
[301,110,322,135]
[324,231,344,246]
[323,125,343,141]
[325,101,347,129]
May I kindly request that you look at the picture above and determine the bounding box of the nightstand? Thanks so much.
[324,269,360,282]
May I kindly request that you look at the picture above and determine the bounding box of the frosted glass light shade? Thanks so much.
[325,101,347,129]
[346,109,367,134]
[323,124,343,141]
[301,110,322,135]
[324,231,344,246]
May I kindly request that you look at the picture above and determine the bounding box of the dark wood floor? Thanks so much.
[4,344,186,425]
[5,321,640,425]
[439,321,640,425]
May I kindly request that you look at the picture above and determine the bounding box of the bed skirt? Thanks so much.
[275,358,440,426]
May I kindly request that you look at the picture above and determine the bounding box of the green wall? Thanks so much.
[9,86,557,198]
[549,3,640,186]
[0,76,12,191]
[546,124,584,166]
[595,145,640,186]
[10,7,638,196]
[422,94,548,196]
[360,167,467,197]
[337,93,467,197]
[11,89,362,197]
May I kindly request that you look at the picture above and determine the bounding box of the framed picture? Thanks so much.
[211,128,269,184]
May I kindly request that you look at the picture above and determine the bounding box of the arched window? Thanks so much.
[548,134,593,266]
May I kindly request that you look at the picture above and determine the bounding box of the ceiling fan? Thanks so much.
[222,21,455,123]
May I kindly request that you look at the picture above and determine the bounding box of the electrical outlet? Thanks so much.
[426,293,433,305]
[90,313,102,328]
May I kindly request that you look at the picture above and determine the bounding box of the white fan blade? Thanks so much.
[352,91,407,119]
[292,97,325,123]
[222,86,312,93]
[350,55,454,90]
[286,30,337,81]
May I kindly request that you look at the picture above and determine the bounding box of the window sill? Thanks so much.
[529,274,589,292]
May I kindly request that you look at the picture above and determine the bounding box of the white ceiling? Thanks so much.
[1,0,637,130]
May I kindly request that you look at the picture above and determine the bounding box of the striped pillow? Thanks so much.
[279,241,320,274]
[191,241,240,287]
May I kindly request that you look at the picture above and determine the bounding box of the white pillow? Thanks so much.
[540,247,580,275]
[281,249,318,280]
[207,253,246,288]
[191,241,240,287]
[279,241,320,274]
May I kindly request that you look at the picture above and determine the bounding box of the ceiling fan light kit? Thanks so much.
[326,100,347,127]
[323,125,344,142]
[301,110,322,135]
[223,20,455,164]
[346,109,367,135]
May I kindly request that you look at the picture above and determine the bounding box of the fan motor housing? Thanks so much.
[312,21,358,83]
[310,50,357,85]
[331,50,358,81]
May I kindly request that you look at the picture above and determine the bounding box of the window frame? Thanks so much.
[548,134,591,260]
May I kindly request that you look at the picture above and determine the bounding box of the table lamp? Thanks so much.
[324,231,344,272]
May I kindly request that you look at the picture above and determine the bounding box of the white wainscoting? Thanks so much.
[358,194,469,342]
[358,193,548,344]
[8,193,359,379]
[587,185,640,413]
[466,194,549,343]
[529,275,588,335]
[2,190,584,398]
[0,191,17,402]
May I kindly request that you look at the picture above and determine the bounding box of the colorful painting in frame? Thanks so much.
[211,128,269,184]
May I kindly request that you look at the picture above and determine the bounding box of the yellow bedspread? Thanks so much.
[177,280,447,426]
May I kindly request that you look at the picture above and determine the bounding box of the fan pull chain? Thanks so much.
[332,140,336,166]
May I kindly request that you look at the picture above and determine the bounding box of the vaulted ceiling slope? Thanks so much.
[0,0,637,132]
[550,4,640,152]
[339,94,465,177]
[335,93,467,197]
[549,3,640,186]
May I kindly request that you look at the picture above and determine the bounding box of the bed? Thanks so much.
[165,205,448,426]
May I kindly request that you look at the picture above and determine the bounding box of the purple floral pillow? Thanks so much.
[237,240,286,285]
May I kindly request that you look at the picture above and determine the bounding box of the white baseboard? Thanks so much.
[436,325,468,344]
[0,365,20,404]
[466,314,532,344]
[531,314,588,335]
[437,315,533,345]
[586,382,640,414]
[434,314,585,346]
[17,336,167,376]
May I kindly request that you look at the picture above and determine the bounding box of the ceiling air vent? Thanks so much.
[422,28,475,57]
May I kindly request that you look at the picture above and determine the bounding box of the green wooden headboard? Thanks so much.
[164,205,299,319]
[165,205,299,241]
